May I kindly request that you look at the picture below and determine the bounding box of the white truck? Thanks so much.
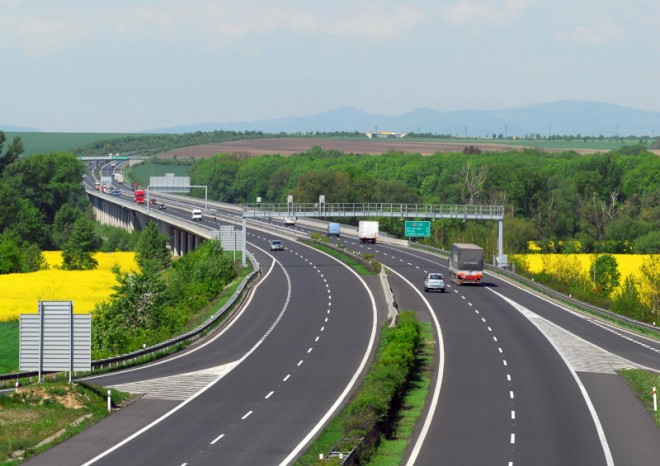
[448,243,484,285]
[358,221,378,244]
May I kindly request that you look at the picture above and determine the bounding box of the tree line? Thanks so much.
[186,145,659,257]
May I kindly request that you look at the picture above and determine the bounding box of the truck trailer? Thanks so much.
[358,221,378,244]
[448,243,484,285]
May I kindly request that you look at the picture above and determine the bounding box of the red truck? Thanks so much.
[134,189,145,204]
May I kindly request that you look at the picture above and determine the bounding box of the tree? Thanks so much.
[0,131,24,173]
[590,254,620,297]
[611,276,644,321]
[503,215,538,253]
[459,161,488,204]
[136,222,171,271]
[0,234,22,274]
[61,217,102,270]
[52,204,84,248]
[92,267,168,355]
[638,255,660,323]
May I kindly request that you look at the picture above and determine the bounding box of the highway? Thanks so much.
[336,233,660,466]
[36,163,659,465]
[25,176,382,465]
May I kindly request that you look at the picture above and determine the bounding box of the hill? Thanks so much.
[148,101,660,137]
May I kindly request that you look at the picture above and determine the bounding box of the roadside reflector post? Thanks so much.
[653,387,657,412]
[107,390,112,412]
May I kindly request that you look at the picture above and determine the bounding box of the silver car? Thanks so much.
[270,240,284,251]
[424,273,446,292]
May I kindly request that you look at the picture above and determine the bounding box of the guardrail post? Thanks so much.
[653,387,657,412]
[107,390,112,412]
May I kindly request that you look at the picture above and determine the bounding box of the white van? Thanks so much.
[191,209,203,221]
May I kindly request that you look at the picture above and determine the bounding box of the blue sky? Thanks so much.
[1,0,658,132]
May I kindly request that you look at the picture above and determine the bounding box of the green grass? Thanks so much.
[0,322,19,374]
[5,132,140,157]
[618,369,660,427]
[295,317,432,465]
[303,240,375,275]
[128,161,192,188]
[0,381,132,464]
[365,323,434,465]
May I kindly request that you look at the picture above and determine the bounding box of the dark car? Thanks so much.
[112,189,121,197]
[158,203,166,210]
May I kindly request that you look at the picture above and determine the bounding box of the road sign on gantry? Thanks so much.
[405,221,431,237]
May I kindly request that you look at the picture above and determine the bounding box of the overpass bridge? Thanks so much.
[241,202,506,266]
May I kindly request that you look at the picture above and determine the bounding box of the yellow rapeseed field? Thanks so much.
[0,252,137,322]
[514,254,653,281]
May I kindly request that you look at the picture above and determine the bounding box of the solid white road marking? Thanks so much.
[487,288,615,466]
[210,434,225,445]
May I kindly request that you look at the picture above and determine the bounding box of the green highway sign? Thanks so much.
[405,221,431,237]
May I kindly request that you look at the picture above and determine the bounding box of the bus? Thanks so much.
[135,189,145,204]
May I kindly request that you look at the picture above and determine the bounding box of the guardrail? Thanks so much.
[0,252,261,388]
[410,242,659,334]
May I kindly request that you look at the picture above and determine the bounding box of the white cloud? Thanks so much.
[447,0,532,23]
[0,1,431,54]
[327,6,430,41]
[571,26,605,46]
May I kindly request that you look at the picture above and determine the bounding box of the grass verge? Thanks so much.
[294,314,431,465]
[302,238,379,275]
[0,322,19,374]
[0,381,132,464]
[618,369,660,427]
[365,322,434,465]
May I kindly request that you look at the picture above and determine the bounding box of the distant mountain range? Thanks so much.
[149,101,660,137]
[3,101,659,137]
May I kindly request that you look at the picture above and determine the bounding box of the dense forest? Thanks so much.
[188,145,659,257]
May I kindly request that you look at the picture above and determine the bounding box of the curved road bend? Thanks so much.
[345,238,660,465]
[25,234,379,466]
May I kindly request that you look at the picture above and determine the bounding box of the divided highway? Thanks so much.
[25,218,380,465]
[41,165,659,465]
[337,234,660,466]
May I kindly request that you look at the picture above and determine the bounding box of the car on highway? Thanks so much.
[424,273,446,292]
[112,189,121,197]
[149,198,157,205]
[158,203,166,210]
[270,240,284,251]
[191,209,203,221]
